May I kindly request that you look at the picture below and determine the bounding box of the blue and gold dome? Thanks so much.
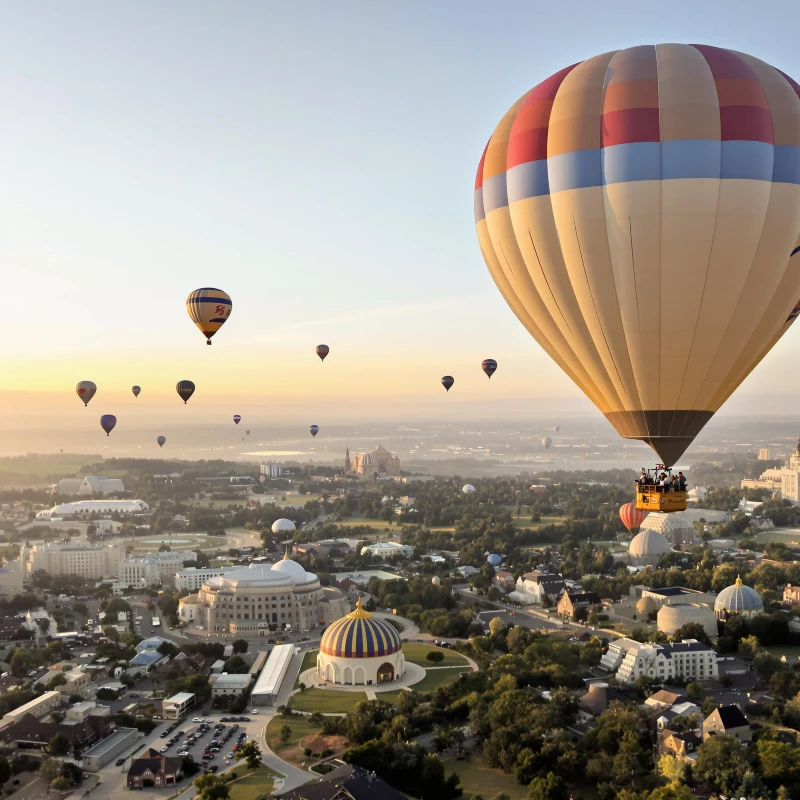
[320,599,402,658]
[714,576,763,614]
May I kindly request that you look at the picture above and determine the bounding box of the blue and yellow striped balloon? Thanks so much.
[186,287,232,345]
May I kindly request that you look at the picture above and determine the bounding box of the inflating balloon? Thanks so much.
[542,437,552,450]
[233,415,241,425]
[316,344,330,362]
[619,502,648,535]
[132,386,141,398]
[100,415,116,436]
[186,288,232,345]
[487,553,502,567]
[157,436,166,448]
[176,380,196,404]
[482,359,498,378]
[309,424,319,437]
[475,44,800,466]
[441,376,454,392]
[76,381,96,407]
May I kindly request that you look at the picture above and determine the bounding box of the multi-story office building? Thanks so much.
[259,461,284,478]
[174,567,237,592]
[601,638,718,684]
[25,542,123,579]
[119,552,198,588]
[55,476,125,496]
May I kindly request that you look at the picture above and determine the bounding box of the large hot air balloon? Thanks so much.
[482,358,498,378]
[233,415,241,425]
[157,436,166,448]
[176,380,196,404]
[542,436,553,450]
[132,386,141,398]
[442,376,455,392]
[475,44,800,467]
[309,424,319,437]
[619,502,648,535]
[186,288,232,345]
[76,381,96,407]
[316,344,330,362]
[100,415,116,436]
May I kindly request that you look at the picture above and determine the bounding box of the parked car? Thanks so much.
[115,758,126,767]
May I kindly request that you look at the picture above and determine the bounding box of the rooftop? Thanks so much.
[82,727,138,758]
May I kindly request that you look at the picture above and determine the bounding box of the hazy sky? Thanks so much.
[3,0,800,434]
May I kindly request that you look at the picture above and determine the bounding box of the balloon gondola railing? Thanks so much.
[635,485,687,513]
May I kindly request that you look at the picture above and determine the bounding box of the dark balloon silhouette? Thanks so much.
[442,376,454,392]
[316,344,330,362]
[482,359,498,378]
[310,424,319,437]
[132,386,141,398]
[100,415,117,436]
[157,436,166,448]
[233,415,241,425]
[176,380,196,404]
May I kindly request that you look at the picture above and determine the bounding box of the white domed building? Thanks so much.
[714,576,764,621]
[317,599,406,686]
[181,555,348,635]
[462,484,476,494]
[639,512,696,548]
[271,518,296,534]
[629,529,671,567]
[687,486,708,504]
[658,603,717,638]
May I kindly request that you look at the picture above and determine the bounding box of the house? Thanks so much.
[557,591,602,620]
[644,690,685,712]
[601,639,718,684]
[654,701,703,732]
[127,651,169,677]
[784,584,800,607]
[156,652,206,680]
[658,729,702,761]
[508,570,566,606]
[702,705,752,743]
[277,763,405,800]
[210,673,252,698]
[492,571,516,593]
[126,748,184,788]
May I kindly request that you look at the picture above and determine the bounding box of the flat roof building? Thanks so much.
[2,691,61,724]
[25,542,123,579]
[174,566,237,592]
[251,644,296,706]
[210,673,253,698]
[82,727,139,772]
[35,500,149,519]
[162,692,195,720]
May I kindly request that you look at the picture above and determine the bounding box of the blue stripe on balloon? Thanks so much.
[474,188,485,223]
[188,297,232,305]
[506,159,550,204]
[547,149,602,194]
[601,142,662,185]
[774,146,800,184]
[482,173,509,214]
[661,140,721,179]
[722,141,774,182]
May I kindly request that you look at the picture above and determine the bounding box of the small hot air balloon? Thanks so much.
[553,426,560,433]
[487,553,502,567]
[76,381,96,407]
[100,415,117,436]
[233,415,241,425]
[176,380,196,404]
[542,436,553,450]
[132,386,141,398]
[310,424,319,437]
[245,430,250,435]
[482,358,498,378]
[157,436,166,448]
[442,376,454,392]
[186,288,232,345]
[316,344,330,362]
[619,502,648,535]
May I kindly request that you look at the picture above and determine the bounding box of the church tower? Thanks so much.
[344,446,351,474]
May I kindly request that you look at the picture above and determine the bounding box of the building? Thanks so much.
[210,673,253,699]
[0,711,115,753]
[0,562,24,601]
[360,542,414,558]
[260,461,284,478]
[557,591,601,619]
[251,644,296,707]
[22,608,57,638]
[174,566,237,592]
[128,651,168,677]
[348,444,401,479]
[137,637,171,652]
[781,438,800,504]
[714,576,764,620]
[178,594,200,623]
[26,542,123,579]
[784,584,800,607]
[317,599,406,685]
[162,693,195,720]
[119,551,198,588]
[35,499,149,519]
[492,570,516,593]
[758,448,772,461]
[639,513,696,548]
[741,466,783,492]
[185,556,348,635]
[67,702,110,722]
[61,668,92,698]
[2,691,62,725]
[639,586,715,610]
[686,486,708,504]
[82,727,139,771]
[657,603,717,639]
[629,529,671,567]
[654,701,704,732]
[277,764,406,800]
[127,748,185,788]
[600,638,718,684]
[702,705,751,743]
[509,570,566,605]
[658,729,702,762]
[644,690,685,712]
[55,476,125,497]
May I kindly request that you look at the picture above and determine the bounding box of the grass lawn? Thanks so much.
[766,645,800,659]
[753,529,800,544]
[288,688,368,713]
[374,689,408,704]
[295,650,319,687]
[511,514,566,530]
[266,715,322,757]
[328,516,399,532]
[411,667,464,693]
[227,765,279,800]
[401,643,469,667]
[443,754,527,800]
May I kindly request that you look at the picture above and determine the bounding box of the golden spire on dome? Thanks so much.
[283,547,290,560]
[348,597,373,619]
[735,575,743,586]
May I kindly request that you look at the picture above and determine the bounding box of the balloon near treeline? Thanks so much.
[132,386,141,398]
[475,44,800,467]
[309,424,319,437]
[100,415,116,436]
[76,381,96,407]
[186,288,232,345]
[441,376,454,392]
[482,358,498,378]
[176,380,196,404]
[316,344,330,362]
[619,502,648,535]
[157,436,166,448]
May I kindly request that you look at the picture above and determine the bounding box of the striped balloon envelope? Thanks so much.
[619,502,648,535]
[186,288,232,345]
[476,44,800,466]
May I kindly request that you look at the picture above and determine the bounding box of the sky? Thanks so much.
[3,0,800,438]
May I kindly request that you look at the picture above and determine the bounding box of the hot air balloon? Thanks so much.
[475,44,800,468]
[176,380,196,404]
[487,553,502,567]
[619,502,648,535]
[316,344,330,362]
[132,386,141,398]
[76,381,96,407]
[233,415,241,425]
[310,424,319,437]
[482,358,498,378]
[553,426,560,433]
[542,437,553,450]
[186,288,232,345]
[100,415,116,436]
[442,376,454,392]
[246,430,250,435]
[157,436,166,448]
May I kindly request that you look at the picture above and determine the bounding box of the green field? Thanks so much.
[265,715,322,756]
[443,754,527,800]
[0,453,98,481]
[511,514,566,529]
[411,667,464,693]
[766,645,800,659]
[128,533,228,553]
[288,688,368,713]
[227,765,279,800]
[401,643,469,667]
[754,529,800,544]
[295,650,319,687]
[374,689,407,704]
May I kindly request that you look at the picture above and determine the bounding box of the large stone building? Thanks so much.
[24,542,123,579]
[508,570,566,605]
[639,513,696,548]
[0,561,24,601]
[174,566,237,592]
[181,555,348,635]
[119,552,198,588]
[601,638,718,684]
[55,476,125,496]
[780,437,800,504]
[347,444,400,479]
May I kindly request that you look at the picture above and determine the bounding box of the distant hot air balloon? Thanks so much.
[76,381,96,407]
[619,502,648,535]
[246,430,250,435]
[476,44,800,467]
[310,424,319,437]
[132,386,141,398]
[316,344,330,362]
[542,437,553,450]
[482,358,498,378]
[442,376,454,392]
[176,380,196,404]
[553,426,560,433]
[157,436,166,448]
[233,415,241,425]
[100,415,116,436]
[186,288,232,345]
[487,553,502,567]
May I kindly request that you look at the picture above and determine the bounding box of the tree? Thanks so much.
[488,617,506,637]
[48,733,70,757]
[693,735,750,797]
[232,639,248,654]
[426,651,445,664]
[40,758,62,786]
[685,682,705,702]
[670,622,712,647]
[10,649,35,678]
[528,771,567,800]
[193,773,230,800]
[235,740,262,773]
[648,782,696,800]
[756,739,800,792]
[279,725,292,745]
[71,603,89,616]
[224,655,249,674]
[657,754,688,784]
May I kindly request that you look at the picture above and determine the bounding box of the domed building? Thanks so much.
[636,596,658,617]
[348,444,400,480]
[629,529,671,567]
[658,603,717,638]
[462,484,476,494]
[181,555,348,635]
[714,576,764,621]
[271,518,296,534]
[687,486,708,503]
[317,599,406,686]
[639,512,695,548]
